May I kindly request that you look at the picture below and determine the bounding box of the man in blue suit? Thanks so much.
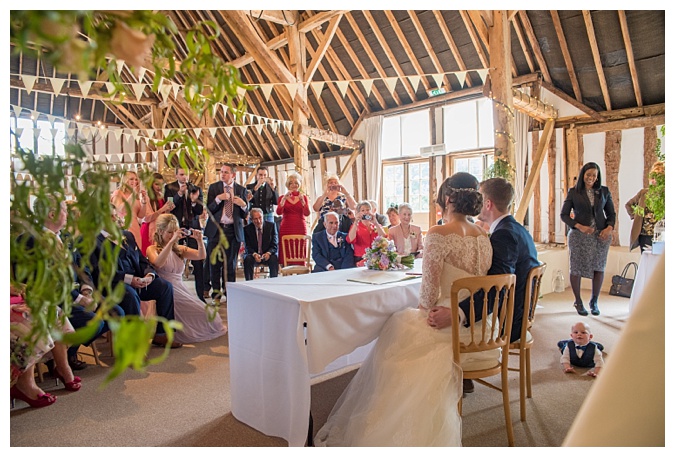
[312,212,355,272]
[243,208,279,280]
[204,163,249,299]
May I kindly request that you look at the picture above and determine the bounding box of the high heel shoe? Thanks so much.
[54,366,82,392]
[574,301,589,316]
[10,386,57,408]
[589,297,600,316]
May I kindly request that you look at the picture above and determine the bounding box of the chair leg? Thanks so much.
[89,340,102,366]
[520,350,526,421]
[501,366,514,446]
[526,348,533,398]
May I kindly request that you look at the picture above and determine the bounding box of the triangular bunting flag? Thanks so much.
[432,73,444,89]
[383,77,398,95]
[224,126,233,137]
[47,115,56,127]
[115,154,124,163]
[116,60,125,75]
[271,122,279,134]
[254,124,264,135]
[360,79,374,96]
[222,104,229,118]
[163,129,172,136]
[476,69,488,85]
[112,128,123,141]
[454,71,467,88]
[240,125,249,137]
[50,128,59,138]
[408,75,422,91]
[137,67,147,82]
[310,81,325,98]
[236,86,247,98]
[159,83,172,101]
[146,129,155,138]
[67,128,76,138]
[80,126,91,137]
[12,105,23,118]
[208,127,218,138]
[105,82,115,94]
[99,129,109,139]
[15,127,24,138]
[33,128,42,138]
[79,80,93,98]
[336,80,350,98]
[260,84,274,101]
[193,128,202,139]
[50,78,66,96]
[172,82,180,98]
[22,75,37,94]
[131,83,145,101]
[284,83,298,99]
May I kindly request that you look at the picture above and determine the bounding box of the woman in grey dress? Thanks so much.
[561,162,616,316]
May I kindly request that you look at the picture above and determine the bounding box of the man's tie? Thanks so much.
[257,228,263,254]
[224,184,233,219]
[328,234,337,248]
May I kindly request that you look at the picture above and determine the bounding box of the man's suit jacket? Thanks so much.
[246,181,278,214]
[312,230,355,272]
[164,180,204,229]
[313,214,353,235]
[90,230,156,287]
[243,221,278,257]
[204,180,249,243]
[459,215,539,343]
[560,186,616,232]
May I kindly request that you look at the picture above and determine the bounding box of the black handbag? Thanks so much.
[609,262,639,298]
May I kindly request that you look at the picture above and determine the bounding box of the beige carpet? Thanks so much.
[9,286,629,447]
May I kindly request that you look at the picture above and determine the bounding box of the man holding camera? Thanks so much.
[246,166,278,224]
[164,167,206,302]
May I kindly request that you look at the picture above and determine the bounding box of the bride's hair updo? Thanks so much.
[436,172,483,216]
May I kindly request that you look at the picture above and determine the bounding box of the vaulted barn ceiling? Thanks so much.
[10,10,665,164]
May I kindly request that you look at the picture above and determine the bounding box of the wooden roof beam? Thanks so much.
[432,11,474,88]
[246,10,299,26]
[618,10,643,107]
[582,10,612,111]
[300,125,362,149]
[512,88,558,122]
[515,118,554,224]
[304,13,343,84]
[541,79,605,122]
[517,11,552,83]
[550,10,583,102]
[511,13,535,74]
[406,11,449,90]
[385,11,431,92]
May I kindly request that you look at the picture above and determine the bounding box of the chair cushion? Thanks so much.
[281,266,311,275]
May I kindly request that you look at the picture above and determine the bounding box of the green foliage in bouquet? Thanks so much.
[363,236,415,270]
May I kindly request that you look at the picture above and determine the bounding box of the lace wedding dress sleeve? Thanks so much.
[418,233,447,309]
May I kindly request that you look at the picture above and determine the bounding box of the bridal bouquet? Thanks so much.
[363,236,415,270]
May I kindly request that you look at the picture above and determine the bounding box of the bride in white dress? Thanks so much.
[315,172,492,447]
[146,214,227,344]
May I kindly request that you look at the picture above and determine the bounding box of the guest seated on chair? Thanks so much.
[243,208,279,280]
[313,198,353,234]
[312,211,355,272]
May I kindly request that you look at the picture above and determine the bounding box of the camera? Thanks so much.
[362,214,372,221]
[182,228,193,236]
[187,183,198,194]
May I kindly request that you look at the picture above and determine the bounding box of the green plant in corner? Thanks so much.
[485,157,514,181]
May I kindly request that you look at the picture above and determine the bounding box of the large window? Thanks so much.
[382,160,430,213]
[12,117,66,156]
[443,98,494,152]
[381,109,430,159]
[453,152,494,183]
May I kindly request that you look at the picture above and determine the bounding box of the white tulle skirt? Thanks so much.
[315,307,463,447]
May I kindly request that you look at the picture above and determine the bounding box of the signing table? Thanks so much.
[227,261,423,446]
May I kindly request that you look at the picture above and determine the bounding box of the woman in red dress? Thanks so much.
[276,173,310,266]
[347,200,387,266]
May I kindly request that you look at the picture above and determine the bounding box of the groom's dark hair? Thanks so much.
[480,178,514,213]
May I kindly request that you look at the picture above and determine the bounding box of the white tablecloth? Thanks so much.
[227,261,423,446]
[628,251,662,312]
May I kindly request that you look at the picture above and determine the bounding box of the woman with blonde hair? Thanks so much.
[146,214,227,343]
[111,170,148,246]
[276,172,311,266]
[139,172,175,255]
[312,173,357,234]
[387,202,423,258]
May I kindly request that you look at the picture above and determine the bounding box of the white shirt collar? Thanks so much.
[489,214,509,234]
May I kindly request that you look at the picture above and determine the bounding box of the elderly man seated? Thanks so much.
[313,198,353,234]
[312,211,355,272]
[243,207,279,280]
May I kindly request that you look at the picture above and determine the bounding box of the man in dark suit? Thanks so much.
[204,163,249,299]
[312,211,355,272]
[246,166,278,224]
[164,167,206,301]
[91,227,179,347]
[243,208,279,280]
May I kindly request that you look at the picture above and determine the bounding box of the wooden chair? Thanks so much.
[280,235,312,276]
[508,262,547,421]
[450,273,516,446]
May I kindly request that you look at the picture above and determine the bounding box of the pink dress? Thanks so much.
[276,195,310,266]
[140,198,166,256]
[153,248,227,344]
[111,189,145,247]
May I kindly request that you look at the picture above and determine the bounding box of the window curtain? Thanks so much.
[363,115,383,203]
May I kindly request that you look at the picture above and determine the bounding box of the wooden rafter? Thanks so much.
[541,80,604,122]
[384,11,431,92]
[300,125,361,149]
[246,10,299,26]
[304,13,343,84]
[618,10,642,107]
[550,10,582,102]
[406,11,450,90]
[515,118,554,223]
[511,12,535,74]
[459,10,489,69]
[582,10,612,111]
[517,11,552,83]
[431,11,474,88]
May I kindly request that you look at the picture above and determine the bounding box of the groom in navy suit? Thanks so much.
[427,177,539,343]
[312,211,355,272]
